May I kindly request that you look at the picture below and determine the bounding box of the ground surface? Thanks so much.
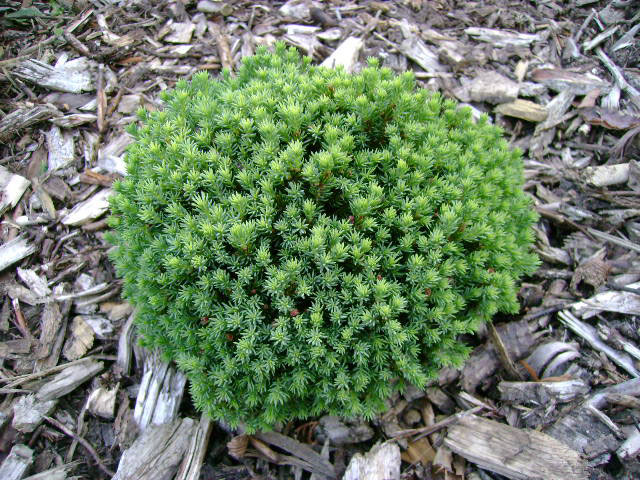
[0,1,639,479]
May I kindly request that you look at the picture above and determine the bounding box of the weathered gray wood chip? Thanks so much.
[61,188,113,226]
[0,236,36,273]
[0,104,59,142]
[0,444,34,480]
[499,380,589,404]
[134,350,187,429]
[175,414,213,480]
[12,395,57,433]
[112,418,196,480]
[445,414,588,480]
[343,441,400,480]
[13,58,95,93]
[0,166,31,215]
[36,360,103,401]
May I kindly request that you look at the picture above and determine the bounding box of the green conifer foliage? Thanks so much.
[107,42,539,432]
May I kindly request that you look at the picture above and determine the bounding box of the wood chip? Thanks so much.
[499,379,589,404]
[197,1,233,16]
[469,71,519,104]
[116,313,135,377]
[319,415,374,445]
[558,310,639,378]
[50,113,97,128]
[0,236,36,273]
[166,23,195,44]
[279,0,313,20]
[444,414,588,480]
[97,132,132,175]
[571,281,640,318]
[112,418,196,480]
[401,437,436,465]
[617,430,640,462]
[254,431,337,478]
[531,68,611,95]
[62,316,95,360]
[175,414,214,480]
[47,125,75,172]
[0,444,34,480]
[36,359,104,402]
[61,188,113,226]
[585,163,629,187]
[22,463,77,480]
[399,36,447,73]
[13,57,95,93]
[343,442,400,480]
[495,99,548,122]
[320,36,363,73]
[0,166,31,216]
[133,350,187,429]
[465,27,542,47]
[0,104,59,142]
[12,394,57,433]
[86,386,118,419]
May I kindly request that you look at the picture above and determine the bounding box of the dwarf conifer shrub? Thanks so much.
[107,43,538,432]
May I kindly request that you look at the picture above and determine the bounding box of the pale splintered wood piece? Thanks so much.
[47,125,75,172]
[50,113,97,128]
[62,316,95,361]
[531,68,611,95]
[399,36,447,73]
[0,444,34,480]
[0,166,31,216]
[22,463,77,480]
[0,104,59,142]
[588,378,640,409]
[570,280,640,318]
[61,188,113,226]
[133,350,187,430]
[112,418,196,480]
[465,27,542,47]
[54,282,110,301]
[494,99,548,122]
[97,132,132,175]
[444,414,588,480]
[618,429,640,462]
[35,287,68,371]
[321,37,363,73]
[0,236,36,273]
[16,268,51,299]
[558,310,639,377]
[343,442,400,480]
[13,58,95,93]
[36,360,104,402]
[117,314,136,376]
[175,415,213,480]
[469,71,519,104]
[499,379,589,404]
[86,386,118,419]
[12,395,57,433]
[165,22,195,44]
[586,229,640,255]
[585,163,630,187]
[255,431,337,478]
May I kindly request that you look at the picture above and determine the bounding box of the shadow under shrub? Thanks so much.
[107,42,539,432]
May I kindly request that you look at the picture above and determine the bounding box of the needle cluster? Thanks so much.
[107,43,538,432]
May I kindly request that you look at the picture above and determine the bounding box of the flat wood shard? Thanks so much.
[444,414,588,480]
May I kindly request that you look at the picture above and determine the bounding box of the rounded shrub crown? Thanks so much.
[108,43,538,432]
